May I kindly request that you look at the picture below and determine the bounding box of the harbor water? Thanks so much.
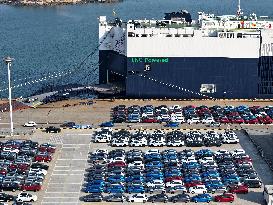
[0,0,273,98]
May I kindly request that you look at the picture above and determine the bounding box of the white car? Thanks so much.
[16,192,38,202]
[146,180,164,188]
[24,121,37,127]
[199,157,214,164]
[94,134,111,143]
[223,136,239,144]
[176,115,185,123]
[112,140,128,147]
[92,149,108,155]
[130,139,147,147]
[167,140,184,147]
[128,194,148,203]
[189,185,207,194]
[2,147,20,154]
[128,161,144,169]
[187,117,200,124]
[148,140,165,147]
[201,117,215,124]
[145,149,160,155]
[109,157,126,163]
[29,168,47,175]
[231,149,245,156]
[166,180,183,188]
[215,149,230,156]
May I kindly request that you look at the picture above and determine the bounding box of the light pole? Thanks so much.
[3,57,14,136]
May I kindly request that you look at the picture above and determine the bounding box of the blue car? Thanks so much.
[100,121,114,127]
[145,161,163,168]
[192,194,212,203]
[144,153,161,160]
[127,185,145,194]
[126,176,144,183]
[164,171,182,177]
[165,121,180,127]
[106,185,125,194]
[86,181,105,187]
[202,171,220,178]
[146,171,164,178]
[85,186,104,193]
[184,176,202,183]
[107,175,125,183]
[146,176,164,181]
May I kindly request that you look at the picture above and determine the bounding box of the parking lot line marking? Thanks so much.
[43,197,79,198]
[51,173,68,176]
[57,159,87,160]
[53,170,84,172]
[49,183,82,185]
[42,202,77,204]
[45,191,79,193]
[54,165,69,167]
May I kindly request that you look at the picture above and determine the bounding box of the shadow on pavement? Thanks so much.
[236,190,266,205]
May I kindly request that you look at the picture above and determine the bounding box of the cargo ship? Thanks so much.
[98,1,273,99]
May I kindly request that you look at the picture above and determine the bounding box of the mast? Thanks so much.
[237,0,243,17]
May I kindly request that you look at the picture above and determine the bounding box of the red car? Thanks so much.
[21,183,41,192]
[184,181,203,188]
[0,168,7,175]
[258,116,273,124]
[34,154,52,162]
[18,163,30,172]
[142,117,158,123]
[245,118,259,124]
[39,143,56,153]
[229,117,244,124]
[215,193,235,202]
[165,176,183,182]
[108,161,126,168]
[229,185,248,194]
[218,117,230,123]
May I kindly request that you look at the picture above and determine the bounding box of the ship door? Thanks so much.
[238,24,241,29]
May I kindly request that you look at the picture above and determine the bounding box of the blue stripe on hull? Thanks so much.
[99,50,273,99]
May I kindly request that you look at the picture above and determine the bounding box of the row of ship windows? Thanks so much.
[128,32,193,37]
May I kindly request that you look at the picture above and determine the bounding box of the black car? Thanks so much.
[148,194,168,203]
[243,180,262,188]
[169,194,191,203]
[82,194,103,202]
[45,126,61,133]
[0,193,14,202]
[60,122,75,128]
[31,163,49,170]
[104,194,126,202]
[0,182,20,192]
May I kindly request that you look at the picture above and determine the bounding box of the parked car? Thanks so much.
[127,194,148,203]
[24,121,37,127]
[45,126,61,133]
[214,193,234,203]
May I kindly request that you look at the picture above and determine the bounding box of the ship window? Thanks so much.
[200,84,216,93]
[136,34,139,37]
[128,32,135,37]
[141,34,148,37]
[166,34,172,37]
[175,34,181,37]
[237,33,242,38]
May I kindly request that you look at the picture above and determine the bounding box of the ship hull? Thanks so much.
[99,50,273,99]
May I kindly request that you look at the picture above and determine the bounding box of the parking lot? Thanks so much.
[4,128,269,205]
